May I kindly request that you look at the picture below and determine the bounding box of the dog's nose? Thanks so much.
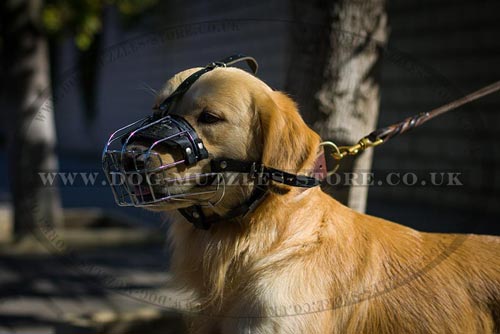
[122,143,151,171]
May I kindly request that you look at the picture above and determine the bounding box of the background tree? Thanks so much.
[0,0,158,240]
[1,0,62,239]
[286,0,388,213]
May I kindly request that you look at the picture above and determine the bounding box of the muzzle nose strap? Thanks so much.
[125,115,208,166]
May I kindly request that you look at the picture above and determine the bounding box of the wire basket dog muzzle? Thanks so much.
[101,113,223,207]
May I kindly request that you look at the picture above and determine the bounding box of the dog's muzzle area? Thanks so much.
[102,114,224,207]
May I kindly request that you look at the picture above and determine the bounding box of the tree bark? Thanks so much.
[1,0,62,239]
[286,0,388,213]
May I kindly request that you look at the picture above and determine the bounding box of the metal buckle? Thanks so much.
[206,61,227,69]
[249,163,265,179]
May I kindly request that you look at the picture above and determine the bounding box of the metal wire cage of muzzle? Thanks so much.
[102,114,226,207]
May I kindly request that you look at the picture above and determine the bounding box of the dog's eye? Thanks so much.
[198,111,222,124]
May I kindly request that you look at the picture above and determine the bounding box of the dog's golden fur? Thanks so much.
[145,67,499,333]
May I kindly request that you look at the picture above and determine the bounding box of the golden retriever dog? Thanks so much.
[131,66,499,333]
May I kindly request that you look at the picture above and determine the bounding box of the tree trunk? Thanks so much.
[286,0,388,213]
[1,0,62,239]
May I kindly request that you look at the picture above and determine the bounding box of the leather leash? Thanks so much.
[331,80,500,161]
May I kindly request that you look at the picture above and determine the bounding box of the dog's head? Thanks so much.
[103,66,320,215]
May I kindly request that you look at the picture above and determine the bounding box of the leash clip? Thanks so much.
[333,137,384,160]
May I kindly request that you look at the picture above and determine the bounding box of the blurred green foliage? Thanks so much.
[42,0,158,50]
[42,0,158,123]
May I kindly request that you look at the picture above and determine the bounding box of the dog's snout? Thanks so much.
[123,142,186,172]
[126,143,149,153]
[122,151,144,172]
[120,143,153,171]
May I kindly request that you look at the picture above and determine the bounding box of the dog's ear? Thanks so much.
[258,91,320,174]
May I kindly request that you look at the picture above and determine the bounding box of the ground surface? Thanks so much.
[0,211,188,334]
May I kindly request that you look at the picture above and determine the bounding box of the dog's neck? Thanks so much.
[190,181,302,228]
[168,186,337,308]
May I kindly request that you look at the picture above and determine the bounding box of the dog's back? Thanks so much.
[339,209,500,333]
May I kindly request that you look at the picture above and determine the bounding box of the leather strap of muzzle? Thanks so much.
[221,54,258,74]
[179,153,325,230]
[157,54,258,117]
[179,154,325,229]
[179,185,268,230]
[211,159,322,187]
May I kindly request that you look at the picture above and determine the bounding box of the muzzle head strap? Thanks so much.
[217,54,258,74]
[157,54,259,117]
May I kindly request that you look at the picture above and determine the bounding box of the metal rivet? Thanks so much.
[185,147,192,154]
[192,212,200,219]
[220,161,227,169]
